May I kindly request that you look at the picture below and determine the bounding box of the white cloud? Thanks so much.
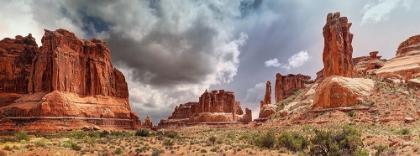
[265,50,310,70]
[264,58,281,67]
[361,0,412,25]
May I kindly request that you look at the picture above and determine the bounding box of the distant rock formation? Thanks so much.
[0,29,140,132]
[354,51,386,75]
[142,116,153,129]
[262,80,271,105]
[159,90,252,127]
[323,12,354,78]
[275,73,312,103]
[376,34,420,79]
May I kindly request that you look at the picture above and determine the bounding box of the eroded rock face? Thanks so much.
[313,76,374,108]
[259,104,277,118]
[0,29,140,131]
[262,80,271,105]
[354,51,386,75]
[323,12,354,78]
[275,73,311,103]
[0,34,38,106]
[376,34,420,79]
[142,116,153,128]
[159,90,252,127]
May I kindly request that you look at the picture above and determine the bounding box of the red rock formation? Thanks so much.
[275,73,311,103]
[159,90,252,127]
[323,12,354,78]
[142,116,153,129]
[262,80,271,104]
[354,51,386,75]
[0,29,140,132]
[397,34,420,57]
[0,34,38,106]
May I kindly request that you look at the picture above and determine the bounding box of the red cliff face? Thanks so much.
[262,80,271,105]
[0,29,140,132]
[397,34,420,57]
[322,12,354,78]
[159,90,252,127]
[275,73,311,103]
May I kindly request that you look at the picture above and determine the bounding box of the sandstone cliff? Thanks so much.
[275,73,311,103]
[0,29,140,132]
[159,90,252,127]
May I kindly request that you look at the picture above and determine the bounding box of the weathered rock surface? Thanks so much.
[376,34,420,79]
[142,116,153,128]
[275,73,312,103]
[313,76,374,108]
[159,90,252,127]
[0,29,140,131]
[259,104,277,118]
[322,12,354,78]
[262,80,271,105]
[354,51,386,75]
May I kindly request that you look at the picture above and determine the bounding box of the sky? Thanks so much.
[1,0,420,125]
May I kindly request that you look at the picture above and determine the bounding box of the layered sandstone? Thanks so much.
[354,51,386,75]
[275,73,311,103]
[313,76,374,108]
[159,90,252,127]
[0,29,140,131]
[376,34,420,79]
[322,12,354,78]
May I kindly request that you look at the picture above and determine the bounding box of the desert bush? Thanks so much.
[2,145,12,151]
[88,131,100,138]
[400,128,411,135]
[277,132,308,152]
[15,131,30,141]
[163,139,174,146]
[166,131,178,139]
[152,147,163,156]
[34,138,47,147]
[135,129,150,137]
[374,144,388,156]
[302,125,312,132]
[100,130,110,138]
[71,143,82,151]
[227,131,236,140]
[310,125,365,156]
[114,147,123,154]
[69,130,86,139]
[209,136,216,145]
[239,133,251,141]
[257,131,276,149]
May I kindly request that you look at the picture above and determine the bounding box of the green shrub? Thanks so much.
[374,144,388,156]
[88,131,100,138]
[114,147,123,154]
[277,132,308,152]
[71,143,82,151]
[310,125,365,156]
[166,131,178,139]
[152,148,163,156]
[69,130,86,139]
[400,128,411,135]
[210,147,218,152]
[239,133,251,141]
[100,130,110,138]
[34,138,46,147]
[257,131,276,149]
[302,125,312,132]
[135,129,150,137]
[15,131,30,141]
[209,136,216,144]
[227,131,236,140]
[163,139,174,146]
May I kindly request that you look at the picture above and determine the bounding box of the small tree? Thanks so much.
[209,136,216,145]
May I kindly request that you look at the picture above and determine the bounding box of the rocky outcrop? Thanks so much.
[354,51,386,75]
[275,73,311,103]
[142,116,153,129]
[376,34,420,79]
[262,80,271,105]
[0,34,38,106]
[313,76,374,108]
[322,12,354,78]
[259,104,277,118]
[159,90,252,127]
[0,29,140,132]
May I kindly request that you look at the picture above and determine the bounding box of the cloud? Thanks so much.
[264,58,281,67]
[242,82,265,119]
[265,50,310,70]
[361,0,412,25]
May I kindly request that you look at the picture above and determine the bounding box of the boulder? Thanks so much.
[258,104,277,118]
[313,76,374,108]
[322,12,354,78]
